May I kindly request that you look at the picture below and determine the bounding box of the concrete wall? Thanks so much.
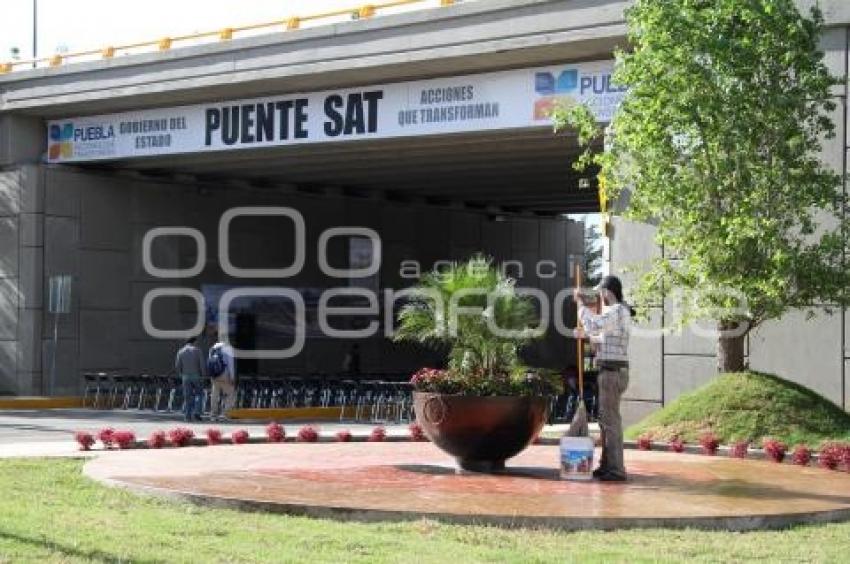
[609,26,850,421]
[9,166,579,395]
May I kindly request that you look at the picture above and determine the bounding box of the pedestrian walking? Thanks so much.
[175,336,205,422]
[208,333,236,421]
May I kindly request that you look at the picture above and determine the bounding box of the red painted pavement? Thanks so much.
[84,442,850,527]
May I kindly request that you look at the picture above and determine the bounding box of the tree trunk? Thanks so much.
[717,322,746,373]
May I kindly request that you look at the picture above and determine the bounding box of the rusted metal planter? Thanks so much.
[413,391,549,473]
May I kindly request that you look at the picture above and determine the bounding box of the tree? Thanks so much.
[583,221,604,287]
[555,0,849,373]
[393,256,538,376]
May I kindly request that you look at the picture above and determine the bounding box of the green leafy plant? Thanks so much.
[395,256,561,396]
[554,0,849,372]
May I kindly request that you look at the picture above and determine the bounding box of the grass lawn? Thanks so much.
[627,371,850,447]
[1,459,850,563]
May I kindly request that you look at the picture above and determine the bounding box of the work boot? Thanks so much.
[595,470,627,482]
[592,467,609,478]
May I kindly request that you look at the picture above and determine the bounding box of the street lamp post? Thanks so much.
[32,0,37,68]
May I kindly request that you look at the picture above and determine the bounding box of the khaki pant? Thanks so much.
[210,375,236,417]
[598,366,629,477]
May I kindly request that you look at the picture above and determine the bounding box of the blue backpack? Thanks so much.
[207,348,227,378]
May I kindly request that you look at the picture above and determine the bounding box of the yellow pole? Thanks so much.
[575,264,584,400]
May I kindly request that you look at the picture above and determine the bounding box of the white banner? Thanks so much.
[47,60,625,163]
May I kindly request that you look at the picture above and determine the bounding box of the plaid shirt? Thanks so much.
[576,303,630,363]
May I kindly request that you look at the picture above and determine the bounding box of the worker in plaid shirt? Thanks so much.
[574,275,635,481]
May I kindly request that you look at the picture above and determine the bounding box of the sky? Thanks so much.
[0,0,450,62]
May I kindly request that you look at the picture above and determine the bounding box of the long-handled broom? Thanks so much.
[566,263,588,437]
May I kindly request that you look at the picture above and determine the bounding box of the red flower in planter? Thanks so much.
[637,435,652,451]
[297,425,319,442]
[668,437,685,453]
[763,438,787,463]
[699,433,719,456]
[265,422,285,443]
[792,445,812,466]
[147,431,166,449]
[97,427,116,449]
[231,429,250,445]
[113,430,136,450]
[205,428,223,446]
[729,441,749,459]
[408,423,426,442]
[819,443,842,470]
[409,368,452,392]
[168,427,194,447]
[335,430,352,442]
[369,426,386,442]
[839,443,850,471]
[74,431,95,451]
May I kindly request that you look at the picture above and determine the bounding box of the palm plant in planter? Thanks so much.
[395,256,561,472]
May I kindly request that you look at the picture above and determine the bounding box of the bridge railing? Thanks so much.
[1,0,458,74]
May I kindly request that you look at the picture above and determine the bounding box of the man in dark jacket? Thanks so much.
[175,336,205,422]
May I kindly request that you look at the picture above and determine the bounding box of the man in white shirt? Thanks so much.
[208,333,236,421]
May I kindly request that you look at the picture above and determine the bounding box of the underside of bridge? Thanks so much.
[78,128,600,215]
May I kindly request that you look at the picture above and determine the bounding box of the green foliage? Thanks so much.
[410,366,563,396]
[583,221,604,286]
[394,256,554,395]
[556,0,849,342]
[627,371,850,446]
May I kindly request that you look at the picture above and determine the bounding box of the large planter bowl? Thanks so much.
[413,391,549,473]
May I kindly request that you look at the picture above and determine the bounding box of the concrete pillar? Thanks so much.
[0,115,44,166]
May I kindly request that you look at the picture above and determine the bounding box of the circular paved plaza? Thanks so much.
[84,443,850,531]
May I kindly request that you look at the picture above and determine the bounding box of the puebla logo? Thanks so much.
[48,122,75,160]
[533,67,626,120]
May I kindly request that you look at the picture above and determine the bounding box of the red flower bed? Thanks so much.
[699,433,719,456]
[637,435,652,451]
[266,422,286,443]
[113,430,136,450]
[819,443,842,470]
[791,445,812,466]
[763,438,787,463]
[231,430,250,445]
[840,444,850,471]
[97,427,116,449]
[205,428,223,446]
[729,441,749,459]
[168,427,194,447]
[74,431,95,451]
[297,425,319,442]
[147,431,166,449]
[409,423,426,442]
[668,437,685,453]
[335,430,352,442]
[369,426,386,442]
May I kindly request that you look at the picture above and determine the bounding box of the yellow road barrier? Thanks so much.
[0,0,448,73]
[0,397,84,409]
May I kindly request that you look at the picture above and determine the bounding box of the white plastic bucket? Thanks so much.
[559,436,595,480]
